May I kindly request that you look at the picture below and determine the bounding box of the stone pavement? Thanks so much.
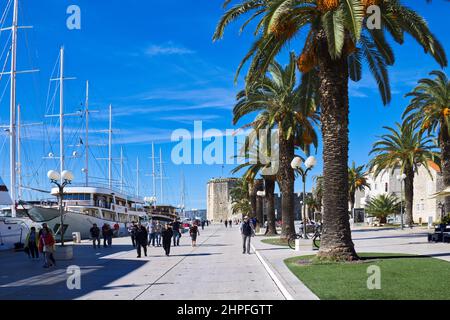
[0,224,286,300]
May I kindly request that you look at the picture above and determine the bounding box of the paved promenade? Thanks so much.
[0,224,285,300]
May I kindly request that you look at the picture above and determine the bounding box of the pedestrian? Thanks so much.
[107,224,113,246]
[128,221,137,247]
[155,221,162,246]
[171,218,181,246]
[90,223,101,249]
[240,216,254,254]
[148,221,156,246]
[38,227,56,268]
[113,222,120,237]
[162,224,173,256]
[229,219,232,228]
[24,227,39,259]
[201,220,205,230]
[102,223,112,247]
[224,220,228,228]
[135,223,148,258]
[189,222,200,247]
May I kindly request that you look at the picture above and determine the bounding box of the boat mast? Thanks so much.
[108,104,112,189]
[84,80,89,186]
[120,146,124,193]
[59,46,65,181]
[152,142,156,201]
[9,0,18,216]
[136,157,139,197]
[181,171,185,219]
[17,104,21,200]
[159,148,163,204]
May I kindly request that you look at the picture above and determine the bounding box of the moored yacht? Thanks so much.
[28,185,148,240]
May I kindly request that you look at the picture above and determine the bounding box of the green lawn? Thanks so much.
[261,237,289,246]
[285,253,450,300]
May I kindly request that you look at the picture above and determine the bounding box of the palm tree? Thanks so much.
[214,0,446,260]
[233,54,319,238]
[230,178,252,216]
[368,120,440,226]
[348,161,370,213]
[365,194,400,224]
[232,137,279,235]
[403,71,450,211]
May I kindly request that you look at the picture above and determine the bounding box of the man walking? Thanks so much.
[162,224,173,256]
[128,221,137,247]
[224,220,228,228]
[171,219,181,246]
[90,223,101,249]
[148,221,156,246]
[155,221,162,246]
[240,216,254,254]
[201,220,205,230]
[229,219,232,228]
[135,223,148,258]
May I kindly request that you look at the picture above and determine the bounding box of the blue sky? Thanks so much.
[0,0,448,209]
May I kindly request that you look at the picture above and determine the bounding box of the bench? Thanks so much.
[428,224,450,243]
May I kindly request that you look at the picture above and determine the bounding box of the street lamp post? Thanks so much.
[396,173,406,230]
[291,156,317,239]
[47,170,74,246]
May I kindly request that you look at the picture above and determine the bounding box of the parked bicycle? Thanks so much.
[288,223,322,250]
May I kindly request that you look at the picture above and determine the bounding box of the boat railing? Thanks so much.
[62,183,144,201]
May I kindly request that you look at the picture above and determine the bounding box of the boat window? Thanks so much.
[81,208,100,218]
[103,210,117,221]
[64,193,90,201]
[118,214,128,223]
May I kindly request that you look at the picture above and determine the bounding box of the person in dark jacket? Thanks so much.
[189,222,200,247]
[128,221,137,247]
[162,224,174,256]
[135,224,148,258]
[102,224,113,247]
[90,223,101,249]
[240,216,255,254]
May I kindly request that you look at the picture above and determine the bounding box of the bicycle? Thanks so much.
[288,223,322,250]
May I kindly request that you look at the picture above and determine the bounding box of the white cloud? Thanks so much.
[145,42,195,56]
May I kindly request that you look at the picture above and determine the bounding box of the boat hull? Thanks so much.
[28,207,128,241]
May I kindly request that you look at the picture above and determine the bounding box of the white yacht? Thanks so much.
[0,177,28,251]
[27,186,148,240]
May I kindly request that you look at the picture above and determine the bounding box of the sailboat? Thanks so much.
[26,51,150,239]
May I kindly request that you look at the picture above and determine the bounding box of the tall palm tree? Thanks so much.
[230,178,252,216]
[368,120,440,226]
[403,71,450,211]
[232,135,279,235]
[348,161,370,213]
[233,54,319,238]
[214,0,446,260]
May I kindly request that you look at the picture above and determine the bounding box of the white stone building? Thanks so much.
[357,161,444,223]
[206,178,239,222]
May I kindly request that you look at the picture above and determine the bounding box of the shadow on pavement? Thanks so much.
[0,244,148,300]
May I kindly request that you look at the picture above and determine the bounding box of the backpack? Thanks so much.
[243,222,253,236]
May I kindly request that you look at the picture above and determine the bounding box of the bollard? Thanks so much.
[295,239,300,252]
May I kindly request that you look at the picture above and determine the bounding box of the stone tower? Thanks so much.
[206,178,239,222]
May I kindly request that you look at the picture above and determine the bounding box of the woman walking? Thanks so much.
[161,224,173,256]
[189,222,200,247]
[38,227,56,268]
[25,227,39,259]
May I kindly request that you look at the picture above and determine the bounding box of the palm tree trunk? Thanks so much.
[277,133,295,239]
[350,191,355,216]
[249,181,257,219]
[440,123,450,216]
[264,177,277,235]
[404,167,415,226]
[255,179,264,230]
[316,30,357,261]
